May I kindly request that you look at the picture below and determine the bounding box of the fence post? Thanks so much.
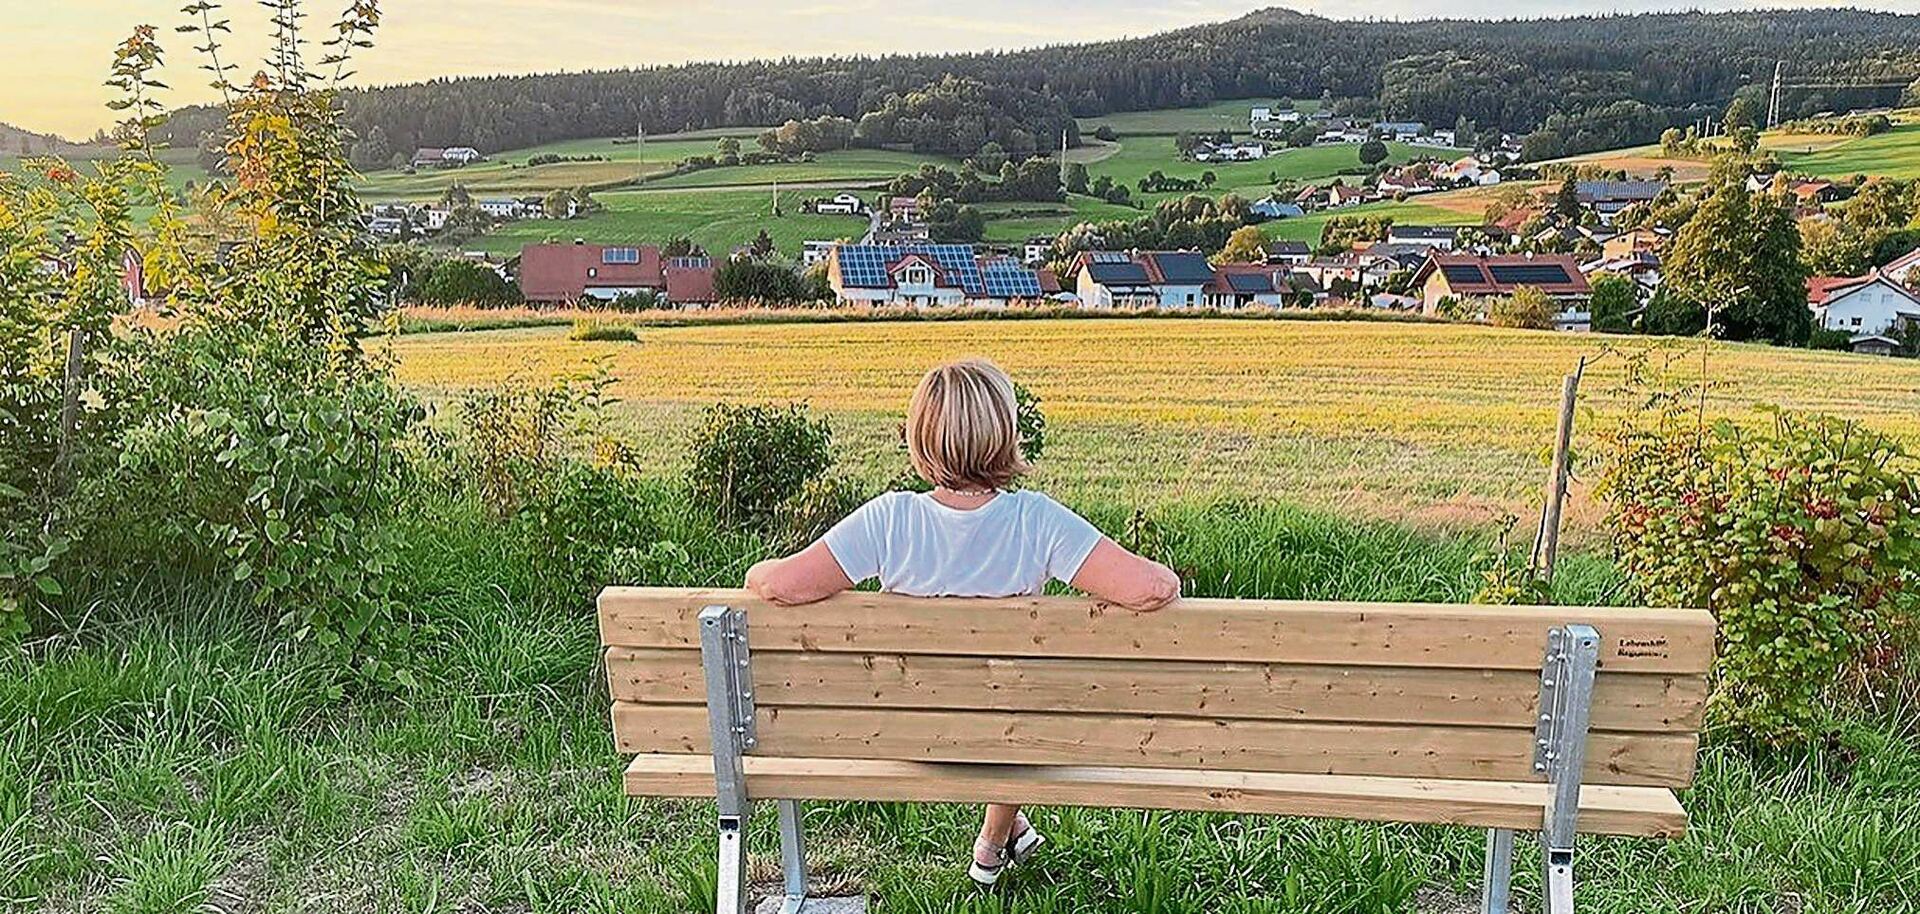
[54,328,87,492]
[1530,358,1585,582]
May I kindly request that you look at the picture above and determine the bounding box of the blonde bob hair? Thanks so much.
[906,359,1028,491]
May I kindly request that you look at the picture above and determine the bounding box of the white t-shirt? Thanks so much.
[822,490,1106,597]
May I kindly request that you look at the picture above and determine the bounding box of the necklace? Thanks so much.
[939,486,998,498]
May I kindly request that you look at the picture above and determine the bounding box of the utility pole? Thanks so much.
[1767,60,1784,129]
[1060,129,1070,197]
[636,118,646,178]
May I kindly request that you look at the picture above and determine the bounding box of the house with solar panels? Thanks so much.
[1070,251,1218,309]
[1412,252,1593,328]
[825,243,1043,308]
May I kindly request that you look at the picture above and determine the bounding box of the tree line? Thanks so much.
[150,8,1920,168]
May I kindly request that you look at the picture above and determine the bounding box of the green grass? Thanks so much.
[1779,123,1920,181]
[1090,138,1468,206]
[976,197,1150,242]
[450,187,868,258]
[640,149,951,190]
[1079,98,1323,137]
[1257,198,1480,245]
[2,145,210,195]
[8,475,1917,912]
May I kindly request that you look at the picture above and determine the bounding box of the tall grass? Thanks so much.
[4,483,1915,912]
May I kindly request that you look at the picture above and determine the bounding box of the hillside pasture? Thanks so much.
[390,318,1920,530]
[1078,97,1322,136]
[1090,136,1467,204]
[1779,122,1920,180]
[449,187,868,257]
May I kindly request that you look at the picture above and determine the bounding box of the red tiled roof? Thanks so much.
[1036,268,1062,295]
[517,243,662,302]
[1806,275,1871,306]
[664,262,717,304]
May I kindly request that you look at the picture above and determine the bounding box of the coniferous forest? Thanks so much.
[151,7,1920,164]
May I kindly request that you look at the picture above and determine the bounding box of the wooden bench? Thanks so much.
[600,587,1715,914]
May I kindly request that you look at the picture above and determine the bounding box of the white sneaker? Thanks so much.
[1009,824,1046,864]
[967,844,1010,886]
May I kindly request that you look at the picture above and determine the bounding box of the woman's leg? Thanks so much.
[975,803,1021,861]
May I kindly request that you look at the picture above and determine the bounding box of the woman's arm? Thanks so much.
[744,540,856,606]
[1069,538,1180,612]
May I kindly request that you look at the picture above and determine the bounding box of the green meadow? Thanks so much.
[452,187,869,257]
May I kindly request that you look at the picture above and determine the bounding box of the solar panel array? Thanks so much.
[833,244,996,295]
[602,247,641,265]
[1087,261,1152,285]
[1152,252,1216,284]
[667,256,711,270]
[982,258,1043,298]
[1226,272,1274,293]
[1089,251,1133,264]
[1487,264,1573,286]
[1439,263,1486,286]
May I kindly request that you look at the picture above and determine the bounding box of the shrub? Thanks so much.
[1598,395,1920,747]
[1808,327,1854,351]
[687,403,833,529]
[1487,285,1557,329]
[418,259,520,307]
[569,319,637,342]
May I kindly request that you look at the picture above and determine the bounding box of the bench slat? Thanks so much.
[623,754,1689,838]
[598,588,1716,674]
[612,702,1698,787]
[607,647,1708,732]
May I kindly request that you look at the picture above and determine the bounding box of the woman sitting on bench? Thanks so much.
[745,358,1181,886]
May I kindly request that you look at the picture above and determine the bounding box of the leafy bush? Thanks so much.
[417,259,520,307]
[457,368,613,517]
[1808,327,1855,351]
[686,403,833,529]
[569,319,637,342]
[1598,392,1920,746]
[1487,285,1557,329]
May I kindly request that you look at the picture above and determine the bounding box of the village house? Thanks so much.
[1023,236,1054,266]
[1385,225,1459,250]
[1573,180,1667,225]
[517,241,719,308]
[1250,197,1306,220]
[1436,156,1502,187]
[886,196,922,222]
[478,198,527,220]
[814,193,867,215]
[1261,240,1312,266]
[1807,271,1920,339]
[1376,121,1426,140]
[1582,250,1664,299]
[801,240,837,269]
[410,146,483,169]
[1071,250,1217,309]
[1203,263,1294,309]
[1193,142,1267,162]
[1881,246,1920,287]
[1412,252,1593,327]
[826,243,1042,308]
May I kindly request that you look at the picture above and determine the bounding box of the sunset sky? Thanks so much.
[6,0,1919,137]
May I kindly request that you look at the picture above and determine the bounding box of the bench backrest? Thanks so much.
[600,587,1715,788]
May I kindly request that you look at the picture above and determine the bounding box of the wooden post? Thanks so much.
[1530,358,1585,582]
[54,328,86,489]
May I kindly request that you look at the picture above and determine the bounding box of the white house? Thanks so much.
[478,198,526,219]
[1073,251,1217,309]
[802,240,837,268]
[1808,272,1920,336]
[1386,226,1459,250]
[815,193,867,215]
[1023,236,1053,266]
[1883,246,1920,287]
[443,147,483,164]
[825,243,1041,307]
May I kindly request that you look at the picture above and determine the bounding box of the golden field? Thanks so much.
[390,318,1920,529]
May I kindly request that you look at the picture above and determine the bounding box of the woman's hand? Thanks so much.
[1069,538,1181,612]
[744,541,855,606]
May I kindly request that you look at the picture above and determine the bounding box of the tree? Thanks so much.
[1200,170,1217,189]
[716,136,742,165]
[969,141,1007,173]
[1731,127,1759,156]
[1063,162,1089,195]
[1358,139,1390,166]
[418,259,520,306]
[1287,122,1319,148]
[1588,272,1639,333]
[1659,127,1684,155]
[1488,285,1557,329]
[1663,179,1810,345]
[1723,93,1763,131]
[1553,178,1582,219]
[713,259,818,304]
[751,229,776,259]
[1217,225,1268,264]
[540,189,575,219]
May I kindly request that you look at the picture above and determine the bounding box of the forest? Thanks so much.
[149,7,1920,166]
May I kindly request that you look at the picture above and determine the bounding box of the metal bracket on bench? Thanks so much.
[1482,623,1599,914]
[701,605,758,914]
[1538,624,1601,914]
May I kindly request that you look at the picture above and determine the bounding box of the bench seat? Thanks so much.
[624,754,1688,838]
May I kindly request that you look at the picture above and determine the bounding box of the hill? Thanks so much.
[0,122,92,157]
[153,8,1920,169]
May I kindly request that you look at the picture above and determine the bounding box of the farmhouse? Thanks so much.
[1071,250,1217,309]
[814,193,867,215]
[1806,271,1920,337]
[801,240,837,268]
[826,243,1042,308]
[1413,252,1592,318]
[1386,225,1459,250]
[1250,197,1305,220]
[663,256,720,308]
[1203,263,1292,309]
[1261,240,1312,265]
[411,146,482,169]
[1376,121,1426,139]
[518,242,665,303]
[1301,254,1394,292]
[1574,180,1666,225]
[478,198,527,219]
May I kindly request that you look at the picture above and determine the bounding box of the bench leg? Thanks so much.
[778,799,808,914]
[716,814,750,914]
[1479,827,1514,914]
[1543,848,1576,914]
